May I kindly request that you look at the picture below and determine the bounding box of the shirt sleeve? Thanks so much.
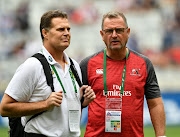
[80,58,89,85]
[144,58,161,99]
[5,58,40,102]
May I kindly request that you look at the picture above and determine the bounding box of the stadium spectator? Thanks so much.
[80,11,166,137]
[0,10,95,137]
[70,1,98,25]
[161,3,180,65]
[15,2,29,31]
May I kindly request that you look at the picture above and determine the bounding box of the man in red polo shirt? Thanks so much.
[80,11,166,137]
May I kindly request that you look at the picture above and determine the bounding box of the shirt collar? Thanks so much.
[41,46,70,66]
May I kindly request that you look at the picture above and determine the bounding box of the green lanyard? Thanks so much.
[103,48,128,95]
[51,65,77,95]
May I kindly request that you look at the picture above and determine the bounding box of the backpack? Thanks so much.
[8,53,83,137]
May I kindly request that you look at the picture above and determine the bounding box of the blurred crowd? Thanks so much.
[0,0,180,92]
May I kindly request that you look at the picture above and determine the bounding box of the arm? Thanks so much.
[147,97,166,137]
[80,85,96,108]
[0,91,63,117]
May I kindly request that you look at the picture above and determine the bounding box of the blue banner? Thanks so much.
[144,92,180,126]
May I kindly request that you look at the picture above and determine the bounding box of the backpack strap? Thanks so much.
[69,58,82,87]
[69,58,85,106]
[31,54,85,117]
[26,53,55,124]
[32,53,55,92]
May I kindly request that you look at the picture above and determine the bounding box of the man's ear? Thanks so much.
[42,28,48,40]
[100,30,105,41]
[127,28,130,38]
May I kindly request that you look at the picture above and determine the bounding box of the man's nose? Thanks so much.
[64,29,70,35]
[112,29,117,37]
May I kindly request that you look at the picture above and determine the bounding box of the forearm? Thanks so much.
[2,101,48,117]
[0,94,48,117]
[147,97,166,137]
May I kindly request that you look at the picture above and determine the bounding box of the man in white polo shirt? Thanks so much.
[0,10,95,137]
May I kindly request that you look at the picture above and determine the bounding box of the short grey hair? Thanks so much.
[101,11,128,29]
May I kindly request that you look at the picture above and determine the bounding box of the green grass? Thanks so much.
[80,126,180,137]
[0,126,179,137]
[144,126,180,137]
[0,127,9,137]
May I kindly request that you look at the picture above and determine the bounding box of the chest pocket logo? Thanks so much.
[130,68,141,76]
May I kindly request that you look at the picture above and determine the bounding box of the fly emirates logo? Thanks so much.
[103,84,132,97]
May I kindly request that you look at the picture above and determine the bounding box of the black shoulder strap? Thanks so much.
[26,53,55,124]
[69,57,85,106]
[69,57,82,87]
[32,53,55,92]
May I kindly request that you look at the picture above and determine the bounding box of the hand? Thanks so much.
[80,85,96,103]
[45,91,63,110]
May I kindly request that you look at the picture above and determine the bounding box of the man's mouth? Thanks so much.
[111,40,120,44]
[63,39,69,42]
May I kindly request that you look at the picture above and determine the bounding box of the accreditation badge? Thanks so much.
[105,95,122,133]
[67,98,80,132]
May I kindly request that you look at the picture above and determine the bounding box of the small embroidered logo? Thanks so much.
[96,69,103,74]
[130,68,141,76]
[48,56,53,62]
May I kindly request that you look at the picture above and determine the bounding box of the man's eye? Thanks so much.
[57,28,65,31]
[106,29,113,33]
[59,28,65,31]
[116,28,123,33]
[57,28,70,32]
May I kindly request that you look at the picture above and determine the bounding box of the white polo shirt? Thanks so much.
[5,46,82,137]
